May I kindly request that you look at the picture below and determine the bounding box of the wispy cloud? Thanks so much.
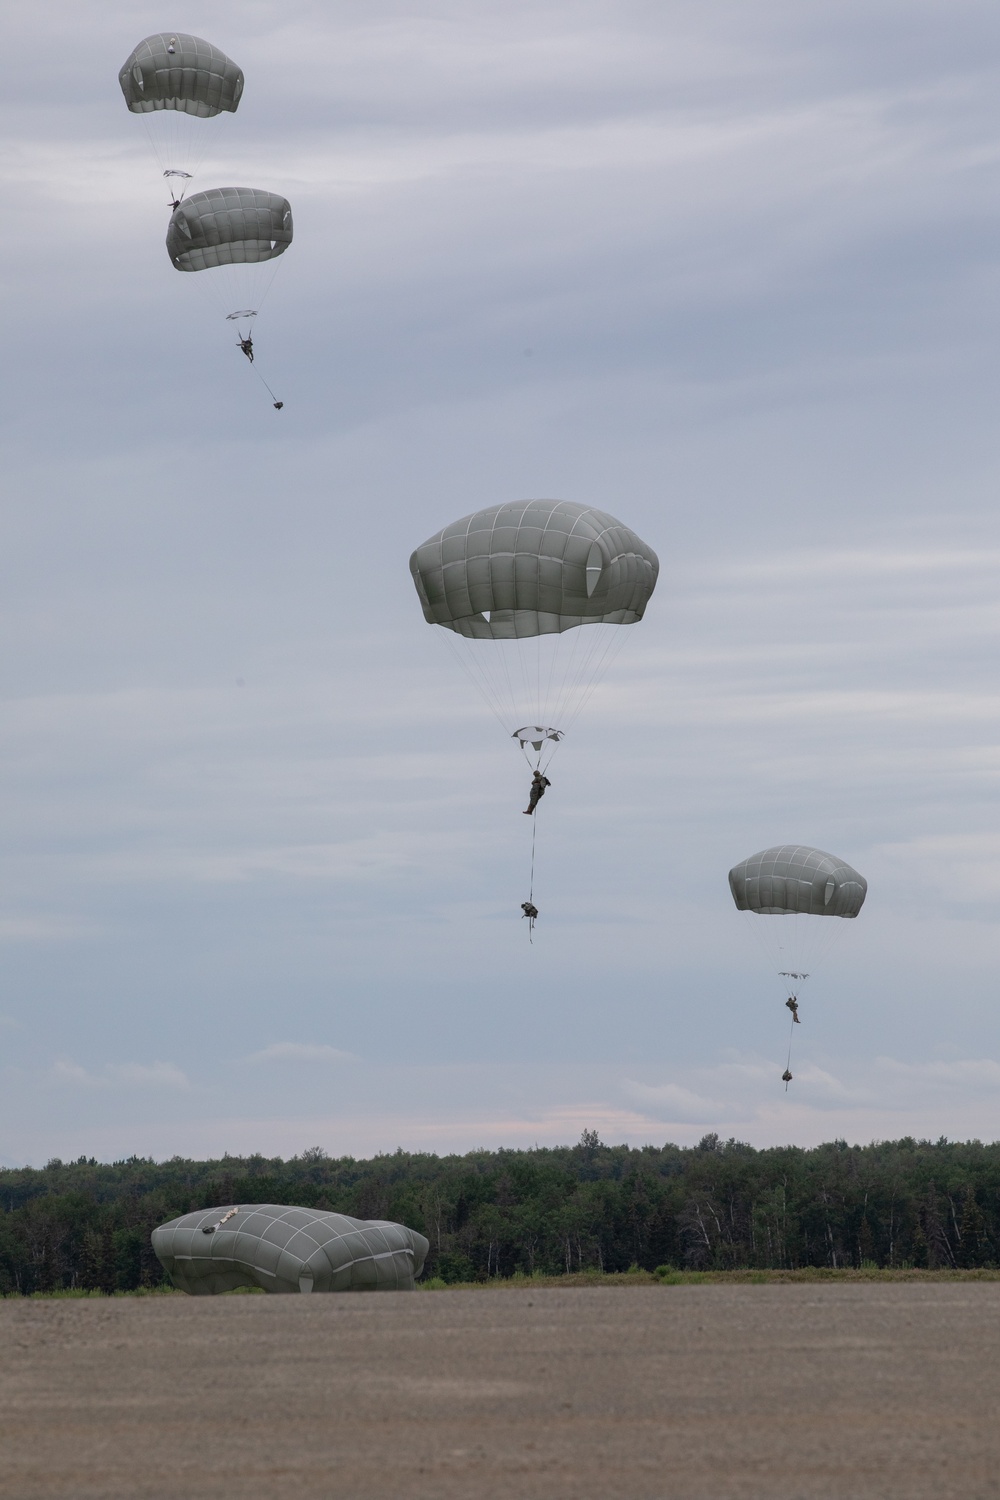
[876,1057,1000,1091]
[0,914,99,943]
[615,1054,1000,1145]
[623,1080,730,1123]
[51,1059,190,1091]
[242,1043,357,1065]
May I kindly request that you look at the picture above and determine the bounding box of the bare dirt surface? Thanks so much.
[2,1284,1000,1499]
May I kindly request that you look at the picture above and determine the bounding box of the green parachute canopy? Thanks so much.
[166,187,293,272]
[119,33,244,117]
[152,1205,429,1295]
[410,499,658,640]
[729,845,867,918]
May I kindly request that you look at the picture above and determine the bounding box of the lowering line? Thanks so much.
[782,1005,796,1090]
[780,979,803,1090]
[239,342,284,409]
[520,814,538,943]
[253,364,284,409]
[529,814,537,944]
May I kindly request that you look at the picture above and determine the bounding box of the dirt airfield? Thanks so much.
[2,1282,1000,1499]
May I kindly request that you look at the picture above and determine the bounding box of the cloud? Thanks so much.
[50,1059,190,1091]
[615,1053,1000,1143]
[15,1050,1000,1164]
[874,835,1000,906]
[0,914,100,943]
[623,1080,730,1123]
[50,1059,92,1087]
[243,1043,357,1065]
[107,1062,191,1091]
[876,1057,1000,1091]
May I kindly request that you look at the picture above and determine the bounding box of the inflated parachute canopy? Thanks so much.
[729,845,867,919]
[409,500,659,640]
[166,188,293,272]
[119,33,244,116]
[152,1204,429,1295]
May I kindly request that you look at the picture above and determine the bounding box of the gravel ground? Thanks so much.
[2,1283,999,1499]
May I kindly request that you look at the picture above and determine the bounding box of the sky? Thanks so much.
[2,0,1000,1165]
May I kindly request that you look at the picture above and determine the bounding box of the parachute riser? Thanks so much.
[513,725,564,774]
[518,740,560,774]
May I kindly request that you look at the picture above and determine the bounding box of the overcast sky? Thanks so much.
[2,0,1000,1166]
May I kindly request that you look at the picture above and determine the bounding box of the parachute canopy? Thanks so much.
[409,499,659,641]
[152,1204,429,1295]
[167,187,293,272]
[729,845,867,919]
[119,33,244,117]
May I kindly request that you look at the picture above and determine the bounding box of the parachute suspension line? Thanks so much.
[141,113,188,191]
[513,636,534,729]
[140,110,225,199]
[543,619,589,726]
[511,631,544,735]
[560,625,632,732]
[216,255,283,326]
[774,907,847,986]
[498,643,522,727]
[551,617,603,724]
[454,636,519,730]
[741,909,798,1000]
[440,633,521,738]
[437,620,636,784]
[541,626,562,724]
[539,620,633,736]
[531,632,541,726]
[439,619,635,747]
[440,634,550,745]
[517,735,559,774]
[182,253,285,342]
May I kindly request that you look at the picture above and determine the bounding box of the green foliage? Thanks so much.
[2,1133,1000,1294]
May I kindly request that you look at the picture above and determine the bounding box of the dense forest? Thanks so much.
[2,1133,999,1294]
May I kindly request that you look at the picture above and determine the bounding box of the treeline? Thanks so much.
[2,1132,1000,1294]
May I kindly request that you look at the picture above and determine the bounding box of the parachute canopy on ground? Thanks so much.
[409,499,659,641]
[729,845,867,919]
[119,33,244,117]
[166,187,293,272]
[152,1204,429,1295]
